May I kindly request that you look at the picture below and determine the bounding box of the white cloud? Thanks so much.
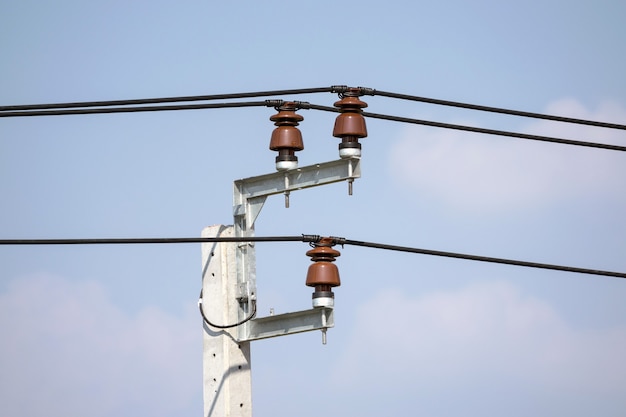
[0,274,201,417]
[331,281,626,416]
[388,99,626,212]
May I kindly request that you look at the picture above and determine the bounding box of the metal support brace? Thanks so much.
[244,308,334,342]
[233,157,361,229]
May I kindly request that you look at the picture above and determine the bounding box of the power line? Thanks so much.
[0,236,312,245]
[1,235,624,279]
[2,85,624,132]
[306,104,626,152]
[363,110,626,152]
[339,238,626,279]
[0,86,338,112]
[370,89,626,131]
[0,100,285,118]
[2,88,623,151]
[5,99,623,152]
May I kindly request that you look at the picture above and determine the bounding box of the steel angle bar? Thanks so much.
[241,308,334,342]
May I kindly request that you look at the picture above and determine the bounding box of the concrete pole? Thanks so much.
[200,225,252,417]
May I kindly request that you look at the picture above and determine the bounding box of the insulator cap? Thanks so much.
[305,239,341,288]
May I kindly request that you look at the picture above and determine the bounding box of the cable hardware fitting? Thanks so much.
[330,85,349,95]
[333,86,375,99]
[356,86,376,96]
[329,236,346,247]
[302,234,322,244]
[265,99,286,108]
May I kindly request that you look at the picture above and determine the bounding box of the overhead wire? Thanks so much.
[1,85,623,152]
[1,235,624,279]
[3,98,622,152]
[305,103,626,152]
[1,84,624,131]
[370,89,626,131]
[0,86,337,112]
[0,236,311,245]
[362,110,626,152]
[0,100,285,118]
[338,238,626,279]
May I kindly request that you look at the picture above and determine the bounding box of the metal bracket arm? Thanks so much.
[239,308,334,342]
[233,157,361,228]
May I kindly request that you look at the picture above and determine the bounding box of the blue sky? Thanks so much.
[1,1,625,416]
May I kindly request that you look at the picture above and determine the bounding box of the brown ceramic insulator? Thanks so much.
[269,103,305,152]
[306,262,341,288]
[332,95,368,140]
[305,240,341,288]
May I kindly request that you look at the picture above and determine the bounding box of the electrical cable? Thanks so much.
[198,288,257,329]
[0,235,624,279]
[0,235,312,245]
[306,104,626,152]
[2,85,624,132]
[370,89,626,131]
[362,110,626,152]
[338,238,626,279]
[0,87,338,112]
[0,100,285,118]
[6,99,621,153]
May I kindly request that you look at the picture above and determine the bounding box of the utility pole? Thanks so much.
[199,91,368,417]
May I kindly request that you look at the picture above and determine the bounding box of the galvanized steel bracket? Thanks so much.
[240,307,334,342]
[233,157,361,228]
